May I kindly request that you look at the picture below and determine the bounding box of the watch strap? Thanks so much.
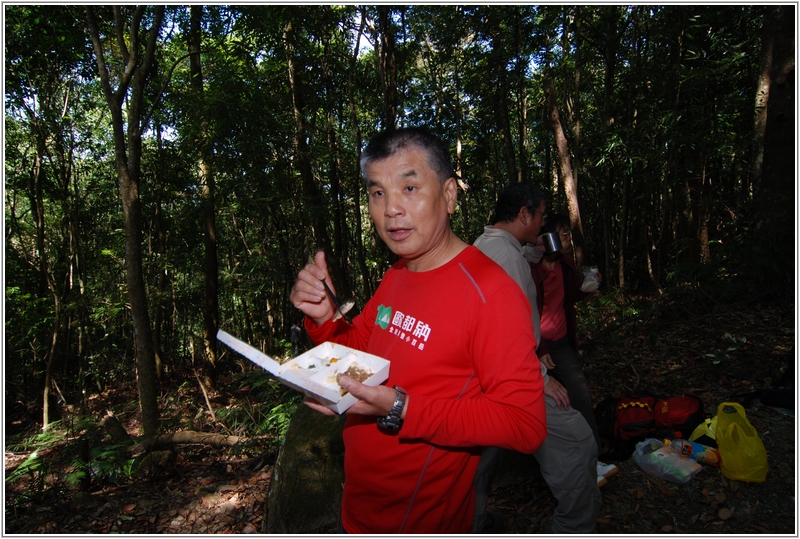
[377,386,407,430]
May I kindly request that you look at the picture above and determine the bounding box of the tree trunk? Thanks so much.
[618,61,639,287]
[681,151,710,266]
[455,67,470,237]
[119,154,161,438]
[602,168,614,285]
[284,20,341,290]
[496,70,518,184]
[70,145,91,399]
[189,5,219,389]
[543,75,585,267]
[86,5,164,438]
[377,6,398,129]
[754,5,795,282]
[29,143,51,427]
[515,15,528,184]
[101,411,133,444]
[152,124,168,379]
[30,147,48,299]
[128,430,247,454]
[572,7,582,195]
[698,163,711,264]
[598,7,622,286]
[348,10,373,298]
[750,6,776,198]
[321,16,352,301]
[28,119,66,429]
[42,322,58,429]
[617,175,629,287]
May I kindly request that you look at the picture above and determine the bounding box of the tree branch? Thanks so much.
[127,431,255,455]
[195,369,217,422]
[142,50,200,128]
[85,7,116,106]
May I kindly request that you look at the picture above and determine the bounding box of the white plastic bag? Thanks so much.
[632,438,702,483]
[580,266,600,292]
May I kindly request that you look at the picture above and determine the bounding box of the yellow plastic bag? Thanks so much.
[689,416,717,444]
[716,402,768,482]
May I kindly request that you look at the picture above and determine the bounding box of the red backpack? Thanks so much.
[614,395,705,442]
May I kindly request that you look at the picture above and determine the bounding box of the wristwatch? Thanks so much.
[377,386,407,430]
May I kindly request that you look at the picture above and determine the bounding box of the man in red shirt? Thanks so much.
[289,127,547,533]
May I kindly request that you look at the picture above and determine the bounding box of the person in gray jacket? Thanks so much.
[471,182,601,534]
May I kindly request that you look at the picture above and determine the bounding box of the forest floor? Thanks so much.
[4,289,796,534]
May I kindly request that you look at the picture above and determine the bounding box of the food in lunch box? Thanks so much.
[326,363,373,396]
[343,363,372,383]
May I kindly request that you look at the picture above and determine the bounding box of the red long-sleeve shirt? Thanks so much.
[530,253,591,354]
[305,246,546,534]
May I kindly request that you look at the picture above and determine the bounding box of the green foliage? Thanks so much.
[60,440,136,488]
[3,5,786,440]
[577,291,660,349]
[7,422,64,454]
[5,450,47,496]
[5,421,74,505]
[219,369,301,444]
[87,444,137,484]
[266,400,299,440]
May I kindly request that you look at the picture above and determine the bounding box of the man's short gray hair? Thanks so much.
[360,127,454,185]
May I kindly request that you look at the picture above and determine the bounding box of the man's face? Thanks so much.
[365,147,457,269]
[526,199,546,243]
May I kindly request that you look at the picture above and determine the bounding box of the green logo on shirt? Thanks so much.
[376,304,392,329]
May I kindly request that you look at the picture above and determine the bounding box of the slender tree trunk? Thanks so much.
[598,7,622,286]
[515,15,528,184]
[754,4,795,282]
[483,11,517,183]
[543,120,552,190]
[572,7,582,194]
[29,142,50,426]
[42,300,61,429]
[684,147,710,265]
[750,6,776,199]
[151,124,168,379]
[31,149,48,298]
[284,20,341,290]
[617,175,629,286]
[377,6,398,129]
[602,168,614,285]
[617,46,636,288]
[517,85,528,184]
[60,139,81,384]
[189,5,219,388]
[619,9,646,289]
[71,153,92,398]
[27,121,64,428]
[321,15,352,301]
[496,70,517,183]
[119,142,161,437]
[699,162,711,264]
[543,75,585,266]
[454,66,470,238]
[348,9,372,298]
[86,5,164,438]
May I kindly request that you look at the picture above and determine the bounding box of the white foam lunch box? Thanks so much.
[217,329,390,414]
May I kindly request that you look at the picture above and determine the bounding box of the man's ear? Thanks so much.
[517,206,529,224]
[444,177,458,214]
